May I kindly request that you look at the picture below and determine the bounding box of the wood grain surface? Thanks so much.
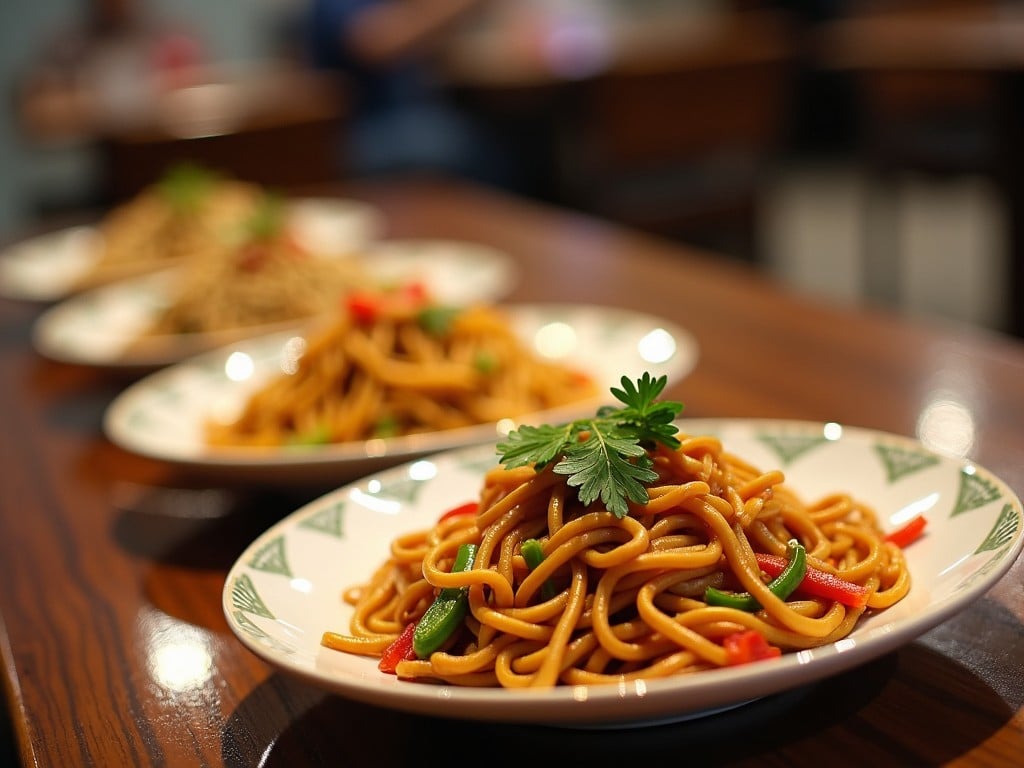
[1,177,1021,766]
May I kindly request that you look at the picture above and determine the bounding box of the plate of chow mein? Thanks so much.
[103,304,697,483]
[222,400,1023,726]
[0,170,383,302]
[32,237,518,369]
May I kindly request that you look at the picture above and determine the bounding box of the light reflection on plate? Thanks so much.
[222,419,1023,726]
[31,238,519,369]
[103,304,698,484]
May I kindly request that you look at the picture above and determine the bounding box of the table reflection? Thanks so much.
[137,607,215,696]
[915,343,985,458]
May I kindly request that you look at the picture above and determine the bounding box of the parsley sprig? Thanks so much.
[157,163,217,213]
[244,192,285,241]
[496,373,683,518]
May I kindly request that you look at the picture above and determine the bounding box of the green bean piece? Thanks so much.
[521,538,557,600]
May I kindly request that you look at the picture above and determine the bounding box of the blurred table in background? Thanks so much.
[19,62,348,202]
[438,3,798,258]
[1,175,1023,765]
[816,2,1024,338]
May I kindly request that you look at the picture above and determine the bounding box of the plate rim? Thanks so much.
[0,224,98,301]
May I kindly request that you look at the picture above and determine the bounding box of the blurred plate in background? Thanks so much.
[32,239,519,370]
[0,197,384,302]
[103,303,697,484]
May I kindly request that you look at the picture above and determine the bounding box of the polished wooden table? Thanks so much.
[1,178,1022,766]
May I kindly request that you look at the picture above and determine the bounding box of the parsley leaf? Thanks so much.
[244,193,285,241]
[157,163,217,213]
[495,372,683,518]
[417,305,460,336]
[498,422,576,469]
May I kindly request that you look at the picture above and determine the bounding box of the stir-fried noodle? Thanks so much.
[322,406,911,687]
[206,297,598,447]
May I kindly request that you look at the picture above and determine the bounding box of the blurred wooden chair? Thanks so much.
[559,10,796,261]
[819,1,1002,307]
[856,68,997,304]
[858,69,996,176]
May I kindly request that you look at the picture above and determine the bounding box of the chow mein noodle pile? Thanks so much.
[141,194,369,337]
[205,289,598,447]
[79,164,259,289]
[321,375,912,688]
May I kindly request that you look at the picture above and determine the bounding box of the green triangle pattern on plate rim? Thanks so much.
[231,573,275,619]
[951,471,1002,518]
[231,608,272,640]
[231,609,295,654]
[299,500,346,538]
[248,535,292,577]
[974,502,1020,554]
[873,443,940,483]
[756,432,828,465]
[375,476,428,504]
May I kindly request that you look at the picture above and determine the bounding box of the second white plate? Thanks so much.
[32,239,519,369]
[103,303,698,483]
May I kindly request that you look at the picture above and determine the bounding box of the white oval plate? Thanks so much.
[0,197,384,302]
[103,304,698,483]
[32,239,519,369]
[222,419,1023,726]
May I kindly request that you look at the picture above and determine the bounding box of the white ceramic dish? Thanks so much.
[0,197,383,302]
[103,303,698,483]
[32,239,519,369]
[222,419,1023,726]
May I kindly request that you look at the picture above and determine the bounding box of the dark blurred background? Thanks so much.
[1,0,1019,335]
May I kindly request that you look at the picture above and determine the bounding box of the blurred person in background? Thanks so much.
[17,0,203,145]
[12,0,203,217]
[303,0,520,188]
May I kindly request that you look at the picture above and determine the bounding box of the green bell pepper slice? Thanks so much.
[705,539,807,612]
[412,543,477,658]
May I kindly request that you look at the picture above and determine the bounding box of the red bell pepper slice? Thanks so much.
[346,292,379,324]
[378,621,418,674]
[400,281,428,303]
[723,629,781,665]
[437,502,478,523]
[283,231,311,260]
[237,243,268,272]
[570,370,594,387]
[345,281,431,325]
[755,553,870,608]
[884,514,927,548]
